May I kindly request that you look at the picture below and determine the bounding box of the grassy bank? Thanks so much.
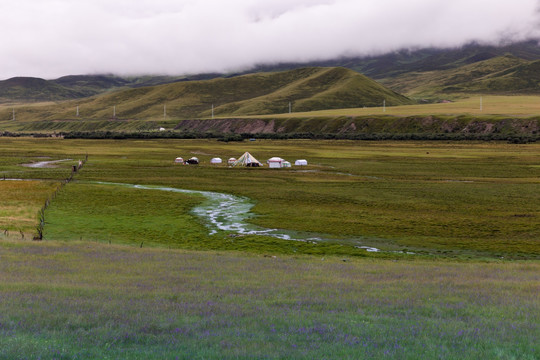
[0,241,538,359]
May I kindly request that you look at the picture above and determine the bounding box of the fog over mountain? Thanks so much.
[1,0,539,79]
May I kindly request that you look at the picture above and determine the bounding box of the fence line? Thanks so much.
[34,153,88,240]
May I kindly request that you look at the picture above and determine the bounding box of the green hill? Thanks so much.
[250,40,540,99]
[468,60,540,93]
[0,77,88,103]
[379,55,529,98]
[3,67,414,122]
[0,74,218,104]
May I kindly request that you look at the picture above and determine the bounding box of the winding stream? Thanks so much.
[97,182,381,252]
[21,159,72,168]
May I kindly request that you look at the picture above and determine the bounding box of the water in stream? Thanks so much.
[99,182,381,252]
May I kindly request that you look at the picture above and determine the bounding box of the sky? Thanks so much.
[1,0,539,79]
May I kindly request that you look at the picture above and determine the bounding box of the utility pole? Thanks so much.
[76,106,79,117]
[12,108,15,121]
[164,104,167,119]
[383,99,386,113]
[289,102,291,114]
[113,105,116,118]
[211,104,214,119]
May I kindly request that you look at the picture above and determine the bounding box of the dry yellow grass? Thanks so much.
[0,180,59,237]
[257,95,540,118]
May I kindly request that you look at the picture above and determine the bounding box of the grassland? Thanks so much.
[1,138,538,258]
[0,138,538,358]
[0,241,538,359]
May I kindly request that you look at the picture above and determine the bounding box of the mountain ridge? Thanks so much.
[2,40,540,106]
[1,67,413,121]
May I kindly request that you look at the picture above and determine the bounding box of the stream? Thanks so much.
[97,182,382,252]
[21,159,72,168]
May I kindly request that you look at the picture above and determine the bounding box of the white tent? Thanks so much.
[295,159,308,166]
[210,157,222,164]
[267,157,285,168]
[232,152,262,167]
[228,157,237,165]
[282,161,291,168]
[174,157,184,164]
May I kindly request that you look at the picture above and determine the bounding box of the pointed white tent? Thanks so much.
[232,152,262,167]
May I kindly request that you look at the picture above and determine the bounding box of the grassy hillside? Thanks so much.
[379,55,528,98]
[379,54,540,99]
[0,77,88,103]
[0,74,214,104]
[252,41,540,99]
[0,67,414,122]
[252,40,540,79]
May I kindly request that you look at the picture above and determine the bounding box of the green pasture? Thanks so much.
[0,138,538,258]
[0,241,538,359]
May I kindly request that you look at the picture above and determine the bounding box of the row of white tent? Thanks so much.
[175,152,307,168]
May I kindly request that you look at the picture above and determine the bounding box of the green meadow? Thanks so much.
[0,138,539,358]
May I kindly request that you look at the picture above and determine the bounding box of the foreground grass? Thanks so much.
[0,241,538,359]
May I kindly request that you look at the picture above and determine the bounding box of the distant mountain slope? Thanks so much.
[379,55,529,97]
[3,40,540,105]
[247,40,540,98]
[204,67,413,117]
[3,67,413,121]
[378,55,540,97]
[252,40,540,80]
[0,74,219,103]
[469,59,540,93]
[0,77,87,102]
[51,75,130,96]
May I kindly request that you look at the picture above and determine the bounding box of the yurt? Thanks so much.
[267,157,284,168]
[232,152,262,167]
[282,161,291,168]
[295,159,308,166]
[174,157,184,164]
[186,157,199,165]
[228,158,237,165]
[210,157,222,164]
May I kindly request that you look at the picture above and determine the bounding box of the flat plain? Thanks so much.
[0,138,539,359]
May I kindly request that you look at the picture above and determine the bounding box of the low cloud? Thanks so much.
[1,0,539,79]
